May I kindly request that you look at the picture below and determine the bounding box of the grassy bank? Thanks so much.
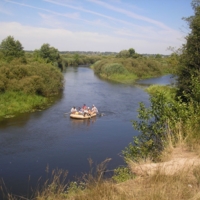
[0,91,48,119]
[0,58,63,120]
[91,56,175,84]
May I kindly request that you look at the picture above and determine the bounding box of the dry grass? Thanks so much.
[4,147,200,200]
[116,165,200,200]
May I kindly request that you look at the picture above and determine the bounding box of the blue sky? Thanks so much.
[0,0,194,54]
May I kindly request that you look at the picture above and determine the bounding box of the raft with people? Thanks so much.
[70,104,98,119]
[70,112,97,119]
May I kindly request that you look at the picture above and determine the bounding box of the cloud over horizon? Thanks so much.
[0,0,192,54]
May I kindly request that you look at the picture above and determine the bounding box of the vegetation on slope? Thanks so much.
[0,36,64,119]
[91,49,179,83]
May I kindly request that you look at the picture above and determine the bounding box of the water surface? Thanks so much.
[0,66,173,196]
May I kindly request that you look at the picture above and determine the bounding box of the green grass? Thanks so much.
[0,91,47,119]
[146,84,177,100]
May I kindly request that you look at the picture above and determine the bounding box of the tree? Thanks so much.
[0,36,25,61]
[116,50,130,58]
[38,43,60,63]
[155,54,162,59]
[176,0,200,102]
[128,48,135,56]
[34,43,63,69]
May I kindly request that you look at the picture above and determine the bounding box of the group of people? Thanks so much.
[71,104,98,116]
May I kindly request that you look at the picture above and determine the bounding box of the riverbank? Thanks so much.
[0,59,64,120]
[0,91,48,119]
[91,56,174,84]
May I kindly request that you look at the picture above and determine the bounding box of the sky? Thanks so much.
[0,0,194,54]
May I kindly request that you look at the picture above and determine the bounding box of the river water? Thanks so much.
[0,66,174,197]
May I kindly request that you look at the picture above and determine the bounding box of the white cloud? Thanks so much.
[0,22,184,54]
[38,13,80,29]
[87,0,172,30]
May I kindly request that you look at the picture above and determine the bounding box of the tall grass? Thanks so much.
[4,156,200,200]
[0,91,47,118]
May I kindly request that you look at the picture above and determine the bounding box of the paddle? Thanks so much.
[64,111,71,115]
[97,112,104,117]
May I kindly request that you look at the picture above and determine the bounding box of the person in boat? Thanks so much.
[87,107,92,115]
[78,107,84,115]
[91,105,98,114]
[82,104,87,110]
[83,107,91,116]
[71,106,77,114]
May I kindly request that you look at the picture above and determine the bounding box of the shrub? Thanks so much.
[123,86,200,162]
[0,62,63,97]
[112,166,134,183]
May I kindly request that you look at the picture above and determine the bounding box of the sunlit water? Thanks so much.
[0,66,174,197]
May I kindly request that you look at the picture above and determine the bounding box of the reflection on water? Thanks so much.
[0,113,31,129]
[70,117,97,128]
[136,74,176,86]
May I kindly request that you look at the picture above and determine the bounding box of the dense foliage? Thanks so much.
[92,55,174,83]
[176,0,200,102]
[0,36,25,62]
[34,43,63,69]
[0,60,63,96]
[123,0,200,162]
[61,53,102,67]
[116,48,141,58]
[123,82,200,162]
[0,36,64,118]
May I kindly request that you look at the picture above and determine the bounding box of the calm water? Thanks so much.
[0,66,173,197]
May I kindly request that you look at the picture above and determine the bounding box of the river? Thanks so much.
[0,66,174,197]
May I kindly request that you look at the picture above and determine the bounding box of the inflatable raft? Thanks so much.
[70,112,97,119]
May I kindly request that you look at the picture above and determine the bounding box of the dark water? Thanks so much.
[0,66,173,197]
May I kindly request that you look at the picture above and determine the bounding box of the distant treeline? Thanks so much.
[60,53,102,68]
[26,50,170,57]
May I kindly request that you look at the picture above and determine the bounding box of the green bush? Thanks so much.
[103,63,128,77]
[92,56,171,83]
[123,86,200,162]
[0,62,63,97]
[112,167,134,183]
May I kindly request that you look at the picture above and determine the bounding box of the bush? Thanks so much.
[0,62,63,97]
[123,86,200,162]
[92,56,170,83]
[112,167,134,183]
[102,63,128,77]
